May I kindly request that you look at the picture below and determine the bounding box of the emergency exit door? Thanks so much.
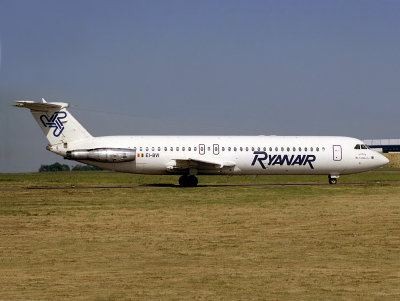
[213,144,219,155]
[199,144,205,155]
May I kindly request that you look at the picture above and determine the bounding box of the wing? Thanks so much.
[167,158,235,174]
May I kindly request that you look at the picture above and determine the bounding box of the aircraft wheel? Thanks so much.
[329,177,338,185]
[179,175,198,187]
[188,175,198,187]
[179,175,188,187]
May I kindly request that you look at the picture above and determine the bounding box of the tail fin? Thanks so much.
[14,99,92,146]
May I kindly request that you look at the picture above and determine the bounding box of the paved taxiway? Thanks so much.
[1,181,400,191]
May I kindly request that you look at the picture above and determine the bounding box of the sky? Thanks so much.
[1,0,400,172]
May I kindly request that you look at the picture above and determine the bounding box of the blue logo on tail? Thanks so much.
[40,111,67,137]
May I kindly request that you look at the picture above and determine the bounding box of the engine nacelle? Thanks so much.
[66,148,136,163]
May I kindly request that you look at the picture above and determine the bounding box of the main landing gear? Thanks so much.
[328,175,338,185]
[179,175,198,187]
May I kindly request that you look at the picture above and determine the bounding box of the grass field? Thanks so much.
[1,171,399,300]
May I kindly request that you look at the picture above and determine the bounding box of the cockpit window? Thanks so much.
[361,144,367,149]
[354,144,361,149]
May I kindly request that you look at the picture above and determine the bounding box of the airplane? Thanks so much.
[14,99,389,187]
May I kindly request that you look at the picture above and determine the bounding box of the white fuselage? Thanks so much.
[49,135,388,176]
[14,100,389,185]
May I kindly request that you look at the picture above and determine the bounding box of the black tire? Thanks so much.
[179,176,188,187]
[179,175,198,187]
[188,175,198,187]
[329,177,337,185]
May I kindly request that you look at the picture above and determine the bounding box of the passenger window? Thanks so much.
[194,147,197,151]
[164,147,167,151]
[146,147,149,151]
[257,147,260,151]
[263,147,266,151]
[251,147,255,151]
[293,147,296,151]
[222,147,225,151]
[151,147,155,151]
[208,147,211,151]
[228,147,231,151]
[316,147,319,152]
[182,147,185,151]
[170,147,173,151]
[176,147,179,151]
[299,147,302,151]
[322,147,325,151]
[246,147,249,151]
[275,147,278,151]
[281,147,284,151]
[140,147,143,152]
[158,147,161,151]
[234,147,237,151]
[188,147,191,151]
[287,147,290,152]
[240,147,243,151]
[305,147,308,151]
[310,147,313,151]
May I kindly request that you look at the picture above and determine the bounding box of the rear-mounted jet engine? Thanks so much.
[66,148,136,162]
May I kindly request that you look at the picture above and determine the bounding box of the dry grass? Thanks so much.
[384,153,400,169]
[0,173,399,300]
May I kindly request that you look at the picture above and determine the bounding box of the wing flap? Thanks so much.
[167,158,235,173]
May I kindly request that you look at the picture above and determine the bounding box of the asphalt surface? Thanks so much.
[2,181,400,191]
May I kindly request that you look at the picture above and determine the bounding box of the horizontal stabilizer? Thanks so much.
[13,100,91,147]
[13,101,69,111]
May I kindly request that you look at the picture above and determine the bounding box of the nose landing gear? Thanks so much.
[179,175,198,187]
[328,175,338,184]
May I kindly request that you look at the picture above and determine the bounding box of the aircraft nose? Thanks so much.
[376,153,389,167]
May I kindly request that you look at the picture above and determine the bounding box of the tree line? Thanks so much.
[39,163,102,172]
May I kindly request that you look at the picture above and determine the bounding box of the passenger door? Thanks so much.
[333,145,342,161]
